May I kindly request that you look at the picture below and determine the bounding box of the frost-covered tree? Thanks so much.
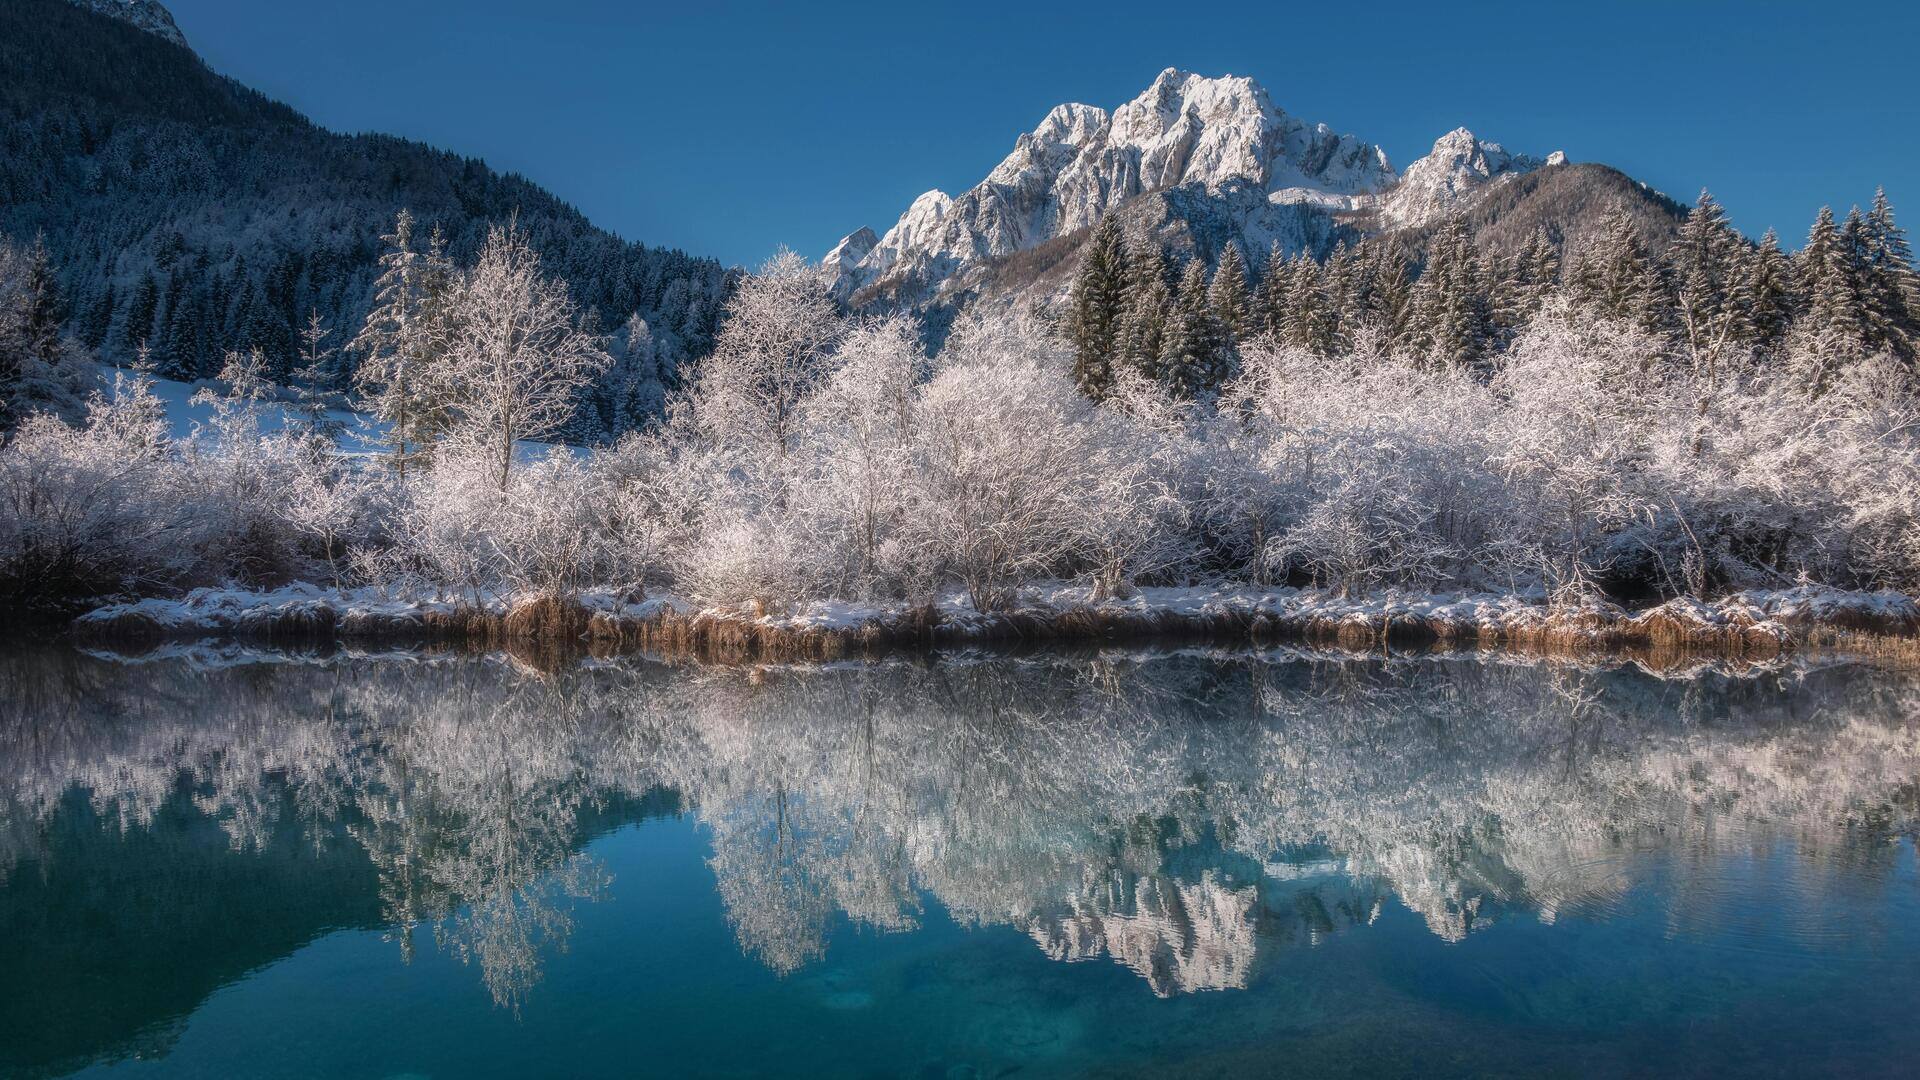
[1568,208,1670,338]
[906,322,1104,611]
[352,211,452,478]
[1743,229,1794,355]
[1116,243,1174,380]
[433,222,611,489]
[1279,254,1333,357]
[1861,188,1919,360]
[682,249,843,462]
[1,235,96,430]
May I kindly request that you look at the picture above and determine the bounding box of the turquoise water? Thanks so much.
[3,646,1919,1078]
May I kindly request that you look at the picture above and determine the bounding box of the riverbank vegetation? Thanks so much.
[5,192,1920,644]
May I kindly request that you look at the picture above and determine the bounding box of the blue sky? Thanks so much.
[165,0,1918,268]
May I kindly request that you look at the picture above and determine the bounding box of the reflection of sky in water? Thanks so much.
[3,647,1919,1077]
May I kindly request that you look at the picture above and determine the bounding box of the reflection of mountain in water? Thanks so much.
[2,647,1918,1069]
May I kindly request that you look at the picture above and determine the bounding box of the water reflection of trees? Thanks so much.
[3,646,1918,1010]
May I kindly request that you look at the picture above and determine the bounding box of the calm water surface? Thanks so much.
[3,645,1919,1078]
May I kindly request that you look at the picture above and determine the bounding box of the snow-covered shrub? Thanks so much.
[1219,333,1506,593]
[1489,308,1672,598]
[0,372,195,611]
[902,318,1110,611]
[177,349,315,583]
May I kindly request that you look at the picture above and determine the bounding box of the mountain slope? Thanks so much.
[833,69,1680,310]
[3,0,730,434]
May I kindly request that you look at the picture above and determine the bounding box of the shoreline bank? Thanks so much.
[54,582,1920,666]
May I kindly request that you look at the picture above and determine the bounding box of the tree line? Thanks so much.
[1066,189,1919,400]
[5,191,1920,619]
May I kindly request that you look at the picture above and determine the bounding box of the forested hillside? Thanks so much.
[0,0,732,439]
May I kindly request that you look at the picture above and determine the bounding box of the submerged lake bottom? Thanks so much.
[3,645,1919,1078]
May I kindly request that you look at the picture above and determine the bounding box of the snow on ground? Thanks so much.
[72,578,1919,647]
[102,363,586,463]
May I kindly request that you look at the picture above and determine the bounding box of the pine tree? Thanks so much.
[1861,187,1918,359]
[1569,209,1670,338]
[1254,242,1292,341]
[1364,243,1413,340]
[1512,228,1561,319]
[1066,216,1129,399]
[1159,260,1224,398]
[1208,243,1251,352]
[81,280,115,350]
[18,237,65,367]
[1797,205,1867,385]
[291,310,343,448]
[1671,190,1750,371]
[120,270,160,355]
[352,210,436,477]
[1403,220,1491,368]
[1117,235,1174,376]
[1743,229,1793,355]
[1322,242,1365,351]
[1281,254,1334,357]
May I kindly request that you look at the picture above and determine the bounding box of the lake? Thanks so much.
[3,645,1918,1078]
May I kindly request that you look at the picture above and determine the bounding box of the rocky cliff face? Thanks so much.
[65,0,187,48]
[831,69,1574,308]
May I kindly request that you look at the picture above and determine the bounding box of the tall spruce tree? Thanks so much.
[1066,216,1129,399]
[1254,242,1293,341]
[1364,243,1413,340]
[119,270,159,355]
[1117,236,1174,379]
[1209,244,1251,347]
[351,209,444,477]
[1569,209,1671,338]
[1797,205,1867,386]
[1671,190,1750,371]
[1159,260,1225,398]
[1403,219,1491,368]
[1281,253,1334,357]
[1743,229,1794,355]
[1861,188,1918,359]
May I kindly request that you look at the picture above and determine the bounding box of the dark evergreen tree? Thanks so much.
[1363,242,1413,340]
[1066,216,1129,399]
[1568,209,1670,337]
[1860,188,1918,359]
[1321,242,1365,351]
[1280,254,1334,357]
[1403,219,1491,368]
[1159,260,1224,398]
[80,279,114,350]
[1671,190,1750,368]
[1743,229,1793,355]
[1797,205,1867,380]
[119,269,159,353]
[18,236,65,366]
[1253,242,1292,341]
[1208,243,1251,352]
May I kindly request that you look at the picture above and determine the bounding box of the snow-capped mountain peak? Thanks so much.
[65,0,188,48]
[829,70,1538,305]
[1376,128,1559,227]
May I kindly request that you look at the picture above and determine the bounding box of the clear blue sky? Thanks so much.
[163,0,1918,268]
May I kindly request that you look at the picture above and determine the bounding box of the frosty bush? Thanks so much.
[7,225,1920,619]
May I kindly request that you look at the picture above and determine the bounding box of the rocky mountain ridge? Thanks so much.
[830,68,1602,308]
